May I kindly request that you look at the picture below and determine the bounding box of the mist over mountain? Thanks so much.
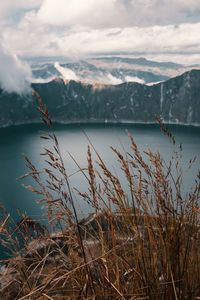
[0,68,200,127]
[29,56,199,86]
[0,43,32,95]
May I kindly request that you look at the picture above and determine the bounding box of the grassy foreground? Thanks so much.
[0,91,200,299]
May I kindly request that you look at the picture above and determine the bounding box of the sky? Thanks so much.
[0,0,200,93]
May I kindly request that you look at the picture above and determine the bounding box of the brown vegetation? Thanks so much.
[0,90,200,299]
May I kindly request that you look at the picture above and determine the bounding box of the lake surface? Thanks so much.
[0,123,200,223]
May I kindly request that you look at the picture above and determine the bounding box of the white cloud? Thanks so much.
[54,62,79,80]
[125,76,145,84]
[37,0,123,28]
[0,41,32,94]
[0,1,43,27]
[0,0,200,95]
[36,0,200,28]
[44,23,200,56]
[1,1,200,65]
[144,53,200,65]
[0,0,42,16]
[3,17,200,65]
[128,0,200,26]
[107,74,123,85]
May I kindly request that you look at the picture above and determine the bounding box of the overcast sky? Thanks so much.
[0,0,199,94]
[0,0,200,70]
[1,0,200,64]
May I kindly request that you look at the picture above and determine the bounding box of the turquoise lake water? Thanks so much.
[0,122,199,259]
[0,123,200,222]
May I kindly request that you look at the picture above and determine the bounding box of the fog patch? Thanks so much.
[54,62,79,80]
[0,43,32,95]
[125,76,145,84]
[107,73,122,85]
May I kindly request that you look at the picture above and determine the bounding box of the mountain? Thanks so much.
[0,69,200,127]
[30,56,200,86]
[31,59,170,85]
[31,64,60,80]
[86,56,198,79]
[93,56,183,69]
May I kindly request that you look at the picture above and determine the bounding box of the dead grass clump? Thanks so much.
[0,90,199,299]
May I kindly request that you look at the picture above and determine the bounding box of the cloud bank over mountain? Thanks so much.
[0,0,199,64]
[0,0,200,63]
[0,41,31,94]
[0,0,200,94]
[37,0,200,28]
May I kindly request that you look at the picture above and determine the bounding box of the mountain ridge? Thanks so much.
[0,69,200,127]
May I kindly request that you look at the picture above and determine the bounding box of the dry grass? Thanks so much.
[0,90,200,299]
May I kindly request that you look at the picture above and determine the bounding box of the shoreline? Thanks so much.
[1,119,200,130]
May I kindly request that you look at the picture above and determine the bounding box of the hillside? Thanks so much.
[0,69,200,127]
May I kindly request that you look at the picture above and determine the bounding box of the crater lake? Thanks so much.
[0,123,200,222]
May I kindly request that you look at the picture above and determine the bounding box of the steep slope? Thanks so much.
[0,69,200,127]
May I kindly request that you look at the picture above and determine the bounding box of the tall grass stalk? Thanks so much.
[0,90,200,299]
